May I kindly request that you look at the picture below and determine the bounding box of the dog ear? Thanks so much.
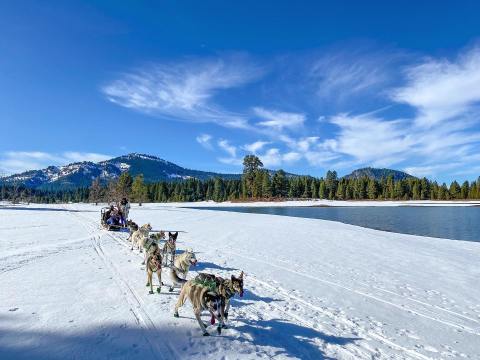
[231,275,235,281]
[239,271,244,279]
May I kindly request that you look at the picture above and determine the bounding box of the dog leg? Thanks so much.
[148,271,154,294]
[224,299,231,320]
[156,269,162,293]
[195,310,209,336]
[174,288,185,317]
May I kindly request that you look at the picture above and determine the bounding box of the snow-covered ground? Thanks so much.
[1,203,479,359]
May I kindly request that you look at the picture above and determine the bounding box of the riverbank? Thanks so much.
[136,199,480,208]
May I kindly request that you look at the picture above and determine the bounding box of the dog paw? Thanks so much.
[156,288,161,293]
[224,312,229,319]
[173,312,179,318]
[169,287,174,292]
[221,324,228,329]
[203,332,210,336]
[148,291,154,294]
[146,283,150,287]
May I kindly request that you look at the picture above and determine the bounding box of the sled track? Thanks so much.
[64,210,180,359]
[204,247,437,360]
[226,248,480,337]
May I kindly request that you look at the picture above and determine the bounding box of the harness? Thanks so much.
[148,254,162,272]
[192,278,218,292]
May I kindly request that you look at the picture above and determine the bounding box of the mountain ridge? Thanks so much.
[343,167,415,181]
[0,153,241,190]
[1,154,415,190]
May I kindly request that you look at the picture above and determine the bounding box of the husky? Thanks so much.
[126,220,139,241]
[131,223,152,252]
[162,231,178,267]
[169,248,197,292]
[146,251,162,294]
[174,280,224,336]
[195,272,244,322]
[149,230,165,241]
[142,231,165,265]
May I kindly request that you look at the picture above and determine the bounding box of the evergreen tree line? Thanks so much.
[2,156,480,203]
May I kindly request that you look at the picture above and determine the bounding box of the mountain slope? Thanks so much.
[343,167,414,181]
[0,153,240,190]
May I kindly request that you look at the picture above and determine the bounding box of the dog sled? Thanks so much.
[100,206,129,232]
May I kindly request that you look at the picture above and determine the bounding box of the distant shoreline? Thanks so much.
[139,199,480,208]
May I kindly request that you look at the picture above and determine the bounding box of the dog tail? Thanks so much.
[170,268,187,286]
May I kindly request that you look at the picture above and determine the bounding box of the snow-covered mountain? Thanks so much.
[0,153,240,190]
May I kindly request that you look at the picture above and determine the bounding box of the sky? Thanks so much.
[1,1,480,183]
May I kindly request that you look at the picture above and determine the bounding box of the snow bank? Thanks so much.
[1,203,479,359]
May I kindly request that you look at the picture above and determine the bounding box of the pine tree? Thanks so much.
[461,181,469,199]
[272,170,288,197]
[116,173,133,200]
[367,178,378,199]
[261,172,272,198]
[131,174,148,205]
[213,178,224,202]
[318,180,326,199]
[242,155,263,198]
[311,179,319,198]
[449,181,461,199]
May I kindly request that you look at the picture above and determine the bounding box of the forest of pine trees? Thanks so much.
[2,156,480,204]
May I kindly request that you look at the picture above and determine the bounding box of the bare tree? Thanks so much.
[89,178,103,205]
[11,179,21,204]
[106,179,118,204]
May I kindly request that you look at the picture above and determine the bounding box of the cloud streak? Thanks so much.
[0,151,111,175]
[103,55,263,129]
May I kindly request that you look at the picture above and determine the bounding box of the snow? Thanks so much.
[1,203,479,359]
[117,162,131,171]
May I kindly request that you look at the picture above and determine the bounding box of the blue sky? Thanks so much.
[1,1,480,183]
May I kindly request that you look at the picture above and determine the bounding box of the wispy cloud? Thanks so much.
[253,107,305,131]
[0,151,111,175]
[217,139,237,158]
[242,140,270,153]
[103,55,263,129]
[327,113,413,167]
[196,134,213,149]
[310,47,402,103]
[392,46,480,127]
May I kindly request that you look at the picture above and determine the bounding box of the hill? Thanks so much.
[343,167,414,181]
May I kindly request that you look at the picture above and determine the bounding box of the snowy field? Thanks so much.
[1,203,480,359]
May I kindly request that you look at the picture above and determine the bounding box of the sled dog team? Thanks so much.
[128,222,245,336]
